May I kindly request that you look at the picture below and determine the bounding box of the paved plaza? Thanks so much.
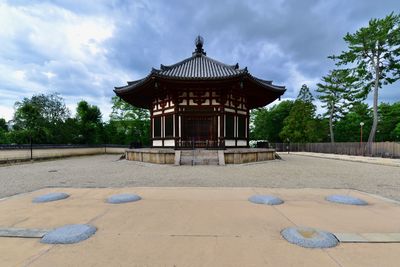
[1,187,400,266]
[1,154,400,266]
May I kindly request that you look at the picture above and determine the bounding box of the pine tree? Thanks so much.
[280,85,319,143]
[331,13,400,145]
[316,69,357,143]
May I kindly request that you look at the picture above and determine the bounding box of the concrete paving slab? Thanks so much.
[329,243,400,267]
[338,232,400,243]
[130,187,257,201]
[334,233,368,242]
[0,238,52,267]
[275,200,400,233]
[95,198,292,238]
[388,233,400,240]
[29,234,341,267]
[0,187,400,266]
[29,235,219,267]
[213,238,340,267]
[292,152,400,167]
[0,227,50,238]
[360,233,400,242]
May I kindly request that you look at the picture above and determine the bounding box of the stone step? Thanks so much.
[179,150,220,165]
[180,157,194,165]
[193,159,219,165]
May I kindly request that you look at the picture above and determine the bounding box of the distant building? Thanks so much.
[114,36,285,149]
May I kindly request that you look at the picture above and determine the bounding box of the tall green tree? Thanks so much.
[316,69,356,143]
[76,101,103,144]
[393,122,400,141]
[0,118,9,144]
[331,13,400,144]
[250,100,294,142]
[335,102,372,142]
[297,84,315,102]
[376,102,400,141]
[280,85,322,143]
[107,96,150,146]
[110,96,150,121]
[12,93,70,143]
[0,118,7,132]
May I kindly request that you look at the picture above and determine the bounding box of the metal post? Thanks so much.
[360,122,364,156]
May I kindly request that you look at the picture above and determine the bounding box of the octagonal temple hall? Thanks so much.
[114,36,285,164]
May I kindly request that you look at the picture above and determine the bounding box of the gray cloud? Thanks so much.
[0,0,399,121]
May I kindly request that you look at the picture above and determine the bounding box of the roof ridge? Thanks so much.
[158,55,197,71]
[201,55,243,72]
[158,54,244,74]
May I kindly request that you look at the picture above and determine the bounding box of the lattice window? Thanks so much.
[238,116,246,138]
[225,114,235,138]
[154,117,161,138]
[165,115,174,137]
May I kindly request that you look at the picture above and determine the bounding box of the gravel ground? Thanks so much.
[0,154,399,200]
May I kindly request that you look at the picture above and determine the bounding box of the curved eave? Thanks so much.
[114,74,155,109]
[243,73,286,108]
[114,72,286,109]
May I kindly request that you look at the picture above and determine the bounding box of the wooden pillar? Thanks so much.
[150,109,153,147]
[174,99,179,149]
[247,112,250,148]
[219,91,226,149]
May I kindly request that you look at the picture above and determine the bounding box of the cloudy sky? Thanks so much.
[0,0,399,121]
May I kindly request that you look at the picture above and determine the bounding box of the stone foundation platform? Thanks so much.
[125,148,276,165]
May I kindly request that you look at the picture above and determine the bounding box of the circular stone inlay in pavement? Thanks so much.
[33,193,70,203]
[248,195,284,205]
[281,227,339,248]
[41,224,97,244]
[107,194,142,204]
[325,195,368,205]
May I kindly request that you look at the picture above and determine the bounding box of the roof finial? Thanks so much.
[193,35,206,56]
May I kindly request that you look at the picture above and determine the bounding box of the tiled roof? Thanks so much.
[114,36,286,108]
[155,54,245,79]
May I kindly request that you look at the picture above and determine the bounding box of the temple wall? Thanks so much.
[150,89,249,148]
[0,147,126,163]
[164,139,175,147]
[224,149,275,164]
[126,149,175,164]
[153,140,163,147]
[164,108,174,113]
[237,140,247,146]
[225,140,236,147]
[125,148,276,165]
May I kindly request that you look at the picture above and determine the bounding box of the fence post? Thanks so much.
[30,136,33,160]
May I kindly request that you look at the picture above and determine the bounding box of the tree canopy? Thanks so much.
[250,100,294,142]
[316,69,357,143]
[107,96,150,146]
[11,93,70,143]
[279,85,326,143]
[331,12,400,143]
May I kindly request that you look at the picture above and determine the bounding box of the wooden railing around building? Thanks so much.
[175,139,225,150]
[270,142,400,158]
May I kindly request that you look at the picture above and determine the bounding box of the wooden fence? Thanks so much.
[271,142,400,158]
